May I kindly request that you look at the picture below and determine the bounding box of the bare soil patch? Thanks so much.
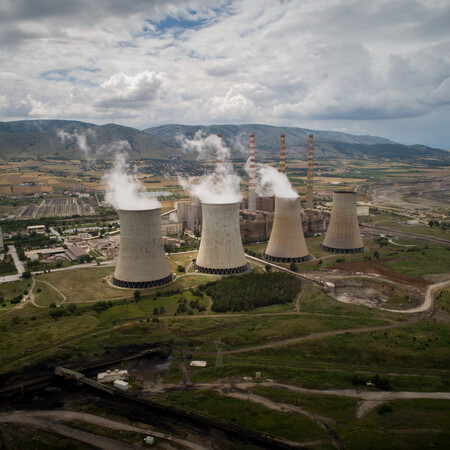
[329,259,430,289]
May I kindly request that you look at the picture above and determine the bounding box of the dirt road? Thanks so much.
[0,410,206,450]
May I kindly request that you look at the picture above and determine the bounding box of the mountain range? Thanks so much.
[0,120,448,163]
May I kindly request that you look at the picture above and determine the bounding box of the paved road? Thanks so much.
[8,245,25,275]
[49,227,62,240]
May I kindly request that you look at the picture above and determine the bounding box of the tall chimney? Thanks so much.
[306,134,314,209]
[248,134,256,213]
[280,134,286,174]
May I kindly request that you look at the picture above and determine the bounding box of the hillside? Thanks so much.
[144,124,449,162]
[0,120,448,163]
[0,120,177,160]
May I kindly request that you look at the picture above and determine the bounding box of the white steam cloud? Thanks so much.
[177,130,230,161]
[177,132,242,204]
[57,129,94,160]
[103,152,160,211]
[254,165,298,199]
[57,128,129,161]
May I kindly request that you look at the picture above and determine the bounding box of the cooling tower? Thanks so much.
[112,208,173,288]
[195,202,250,274]
[320,191,366,253]
[264,197,311,263]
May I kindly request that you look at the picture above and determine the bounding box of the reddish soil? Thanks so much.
[329,259,430,289]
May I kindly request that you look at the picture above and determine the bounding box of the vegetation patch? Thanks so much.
[203,272,302,312]
[161,389,329,443]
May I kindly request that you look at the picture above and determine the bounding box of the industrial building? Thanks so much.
[176,199,202,232]
[98,369,128,383]
[112,208,173,289]
[321,191,366,253]
[264,197,311,262]
[195,202,250,274]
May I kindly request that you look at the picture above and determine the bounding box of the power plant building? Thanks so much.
[196,202,250,274]
[112,208,173,288]
[320,191,366,253]
[264,197,311,263]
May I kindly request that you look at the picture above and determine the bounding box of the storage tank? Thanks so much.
[195,202,250,274]
[112,208,173,288]
[320,191,366,253]
[264,196,311,262]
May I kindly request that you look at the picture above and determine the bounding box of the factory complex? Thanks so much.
[110,133,366,288]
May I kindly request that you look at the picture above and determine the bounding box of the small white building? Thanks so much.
[97,369,128,383]
[190,360,207,367]
[113,379,130,391]
[144,436,155,445]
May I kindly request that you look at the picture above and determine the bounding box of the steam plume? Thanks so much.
[104,152,160,210]
[255,165,298,199]
[177,132,242,204]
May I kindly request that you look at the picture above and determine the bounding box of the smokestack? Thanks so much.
[280,134,286,174]
[112,209,173,288]
[248,134,256,213]
[264,196,311,262]
[306,134,314,209]
[321,191,366,253]
[196,202,250,274]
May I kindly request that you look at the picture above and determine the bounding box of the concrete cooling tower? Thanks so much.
[195,202,250,274]
[264,197,311,263]
[112,209,173,288]
[320,191,366,253]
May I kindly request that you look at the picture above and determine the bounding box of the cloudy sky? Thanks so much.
[1,0,449,148]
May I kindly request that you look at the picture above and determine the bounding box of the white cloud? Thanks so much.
[97,71,168,107]
[0,0,449,146]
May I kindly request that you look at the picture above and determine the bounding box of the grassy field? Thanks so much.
[374,220,450,240]
[33,280,64,306]
[0,424,90,450]
[384,245,450,277]
[230,318,450,374]
[436,289,450,314]
[248,387,449,450]
[36,266,222,303]
[0,279,32,310]
[160,389,330,444]
[337,399,450,450]
[250,386,359,422]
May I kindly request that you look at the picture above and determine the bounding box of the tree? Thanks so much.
[264,264,272,272]
[289,262,298,272]
[374,251,380,260]
[133,290,141,301]
[22,271,32,279]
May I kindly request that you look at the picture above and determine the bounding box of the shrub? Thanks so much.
[378,403,393,414]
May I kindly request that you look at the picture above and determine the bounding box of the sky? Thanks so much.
[0,0,449,148]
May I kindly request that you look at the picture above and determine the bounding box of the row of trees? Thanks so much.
[202,272,302,313]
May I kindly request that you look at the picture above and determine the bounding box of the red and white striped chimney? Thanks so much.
[248,134,256,213]
[280,134,286,174]
[306,134,314,209]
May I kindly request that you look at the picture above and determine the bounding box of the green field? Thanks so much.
[161,389,330,444]
[33,280,64,306]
